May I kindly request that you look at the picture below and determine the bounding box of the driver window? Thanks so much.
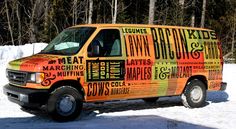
[87,29,121,57]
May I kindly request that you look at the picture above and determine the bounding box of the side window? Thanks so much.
[87,29,121,57]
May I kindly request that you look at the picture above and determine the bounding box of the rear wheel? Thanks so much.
[47,86,83,122]
[181,79,206,108]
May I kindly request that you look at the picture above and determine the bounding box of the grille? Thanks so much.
[7,70,27,86]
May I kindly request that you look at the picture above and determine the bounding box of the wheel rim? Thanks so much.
[190,86,203,103]
[56,94,76,116]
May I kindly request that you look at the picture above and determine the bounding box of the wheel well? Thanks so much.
[49,80,85,99]
[184,75,208,91]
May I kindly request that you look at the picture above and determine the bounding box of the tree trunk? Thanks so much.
[72,0,78,25]
[191,12,195,27]
[231,28,235,55]
[231,11,236,55]
[135,2,138,23]
[112,0,117,24]
[111,0,114,23]
[96,1,101,23]
[44,0,49,37]
[179,0,185,25]
[5,0,14,45]
[88,0,93,24]
[85,0,88,23]
[191,0,196,27]
[164,7,168,25]
[29,0,40,43]
[148,0,156,24]
[200,0,206,28]
[103,2,106,23]
[16,1,22,45]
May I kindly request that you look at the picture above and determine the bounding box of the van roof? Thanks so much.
[71,24,212,31]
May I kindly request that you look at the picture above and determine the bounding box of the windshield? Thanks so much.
[41,27,96,55]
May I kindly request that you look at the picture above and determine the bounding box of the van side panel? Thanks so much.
[83,26,223,102]
[122,26,222,99]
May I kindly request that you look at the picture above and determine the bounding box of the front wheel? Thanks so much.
[181,79,206,108]
[47,86,83,122]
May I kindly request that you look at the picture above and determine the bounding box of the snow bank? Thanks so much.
[0,43,47,66]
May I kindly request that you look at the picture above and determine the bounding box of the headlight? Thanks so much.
[27,73,45,83]
[36,73,45,83]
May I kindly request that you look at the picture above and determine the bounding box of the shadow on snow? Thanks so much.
[0,91,228,129]
[0,114,215,129]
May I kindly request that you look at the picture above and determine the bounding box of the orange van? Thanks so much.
[4,24,227,121]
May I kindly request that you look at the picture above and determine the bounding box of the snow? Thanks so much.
[0,43,47,67]
[0,43,235,129]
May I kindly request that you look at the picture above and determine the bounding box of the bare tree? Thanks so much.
[112,0,117,24]
[72,0,78,25]
[105,0,131,23]
[85,0,88,23]
[96,1,102,23]
[231,10,236,56]
[88,0,93,24]
[148,0,156,24]
[29,0,38,43]
[105,0,118,23]
[28,0,44,43]
[223,11,236,59]
[44,0,49,36]
[200,0,206,28]
[191,0,196,27]
[179,0,185,25]
[16,0,22,45]
[5,0,14,45]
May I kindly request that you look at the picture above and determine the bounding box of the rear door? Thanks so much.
[122,27,157,99]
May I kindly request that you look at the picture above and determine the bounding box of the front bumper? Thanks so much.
[220,82,227,91]
[3,84,49,108]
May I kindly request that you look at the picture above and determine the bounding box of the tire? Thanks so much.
[181,79,206,108]
[143,97,159,103]
[47,86,83,122]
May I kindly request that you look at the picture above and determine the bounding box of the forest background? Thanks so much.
[0,0,235,58]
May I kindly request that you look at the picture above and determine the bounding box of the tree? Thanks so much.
[88,0,93,24]
[179,0,185,25]
[191,0,196,27]
[231,17,235,55]
[105,0,118,24]
[29,0,44,43]
[15,0,22,45]
[0,0,234,58]
[200,0,206,28]
[5,0,14,45]
[112,0,117,24]
[148,0,156,24]
[43,0,50,41]
[72,0,78,25]
[225,8,236,58]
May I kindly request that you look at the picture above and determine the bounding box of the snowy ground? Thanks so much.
[0,44,235,129]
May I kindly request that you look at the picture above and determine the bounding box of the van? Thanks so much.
[3,24,227,121]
